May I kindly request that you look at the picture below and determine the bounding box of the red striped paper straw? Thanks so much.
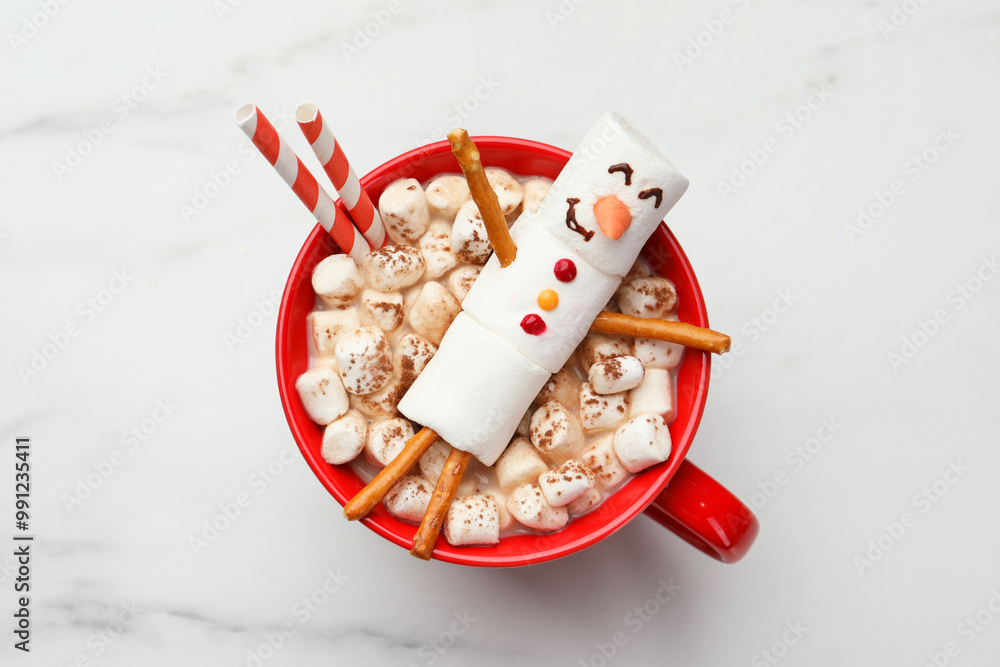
[235,103,371,264]
[296,104,388,249]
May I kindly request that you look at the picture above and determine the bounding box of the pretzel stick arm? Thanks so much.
[591,312,731,355]
[410,447,472,560]
[447,129,517,267]
[344,426,438,521]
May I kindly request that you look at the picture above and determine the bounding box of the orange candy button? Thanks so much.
[537,289,559,311]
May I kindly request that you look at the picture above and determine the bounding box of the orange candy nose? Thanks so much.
[593,196,632,240]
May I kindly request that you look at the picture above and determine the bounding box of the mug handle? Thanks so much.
[643,460,759,563]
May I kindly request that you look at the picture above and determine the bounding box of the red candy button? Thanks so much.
[554,258,577,282]
[520,314,546,336]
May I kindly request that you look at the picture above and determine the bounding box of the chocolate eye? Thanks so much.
[608,163,633,186]
[639,188,663,208]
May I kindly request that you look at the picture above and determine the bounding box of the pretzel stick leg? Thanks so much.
[410,447,472,560]
[344,426,438,521]
[591,312,731,355]
[447,129,517,267]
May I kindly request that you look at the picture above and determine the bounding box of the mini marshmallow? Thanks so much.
[295,366,349,425]
[567,487,603,516]
[425,174,472,220]
[578,382,630,432]
[506,484,569,532]
[383,475,433,522]
[311,254,364,307]
[579,333,634,372]
[310,307,361,357]
[351,333,436,418]
[617,276,678,319]
[363,245,426,292]
[360,289,405,332]
[396,332,437,377]
[613,413,671,473]
[451,199,492,265]
[379,178,430,244]
[580,433,630,490]
[521,177,552,213]
[536,367,579,411]
[494,437,549,491]
[629,368,675,422]
[445,495,500,546]
[364,417,414,466]
[418,220,458,279]
[446,265,482,303]
[398,313,550,466]
[417,438,451,481]
[529,400,585,464]
[407,281,462,346]
[538,459,596,507]
[321,409,367,464]
[334,326,393,395]
[485,168,524,215]
[588,355,645,394]
[633,336,684,370]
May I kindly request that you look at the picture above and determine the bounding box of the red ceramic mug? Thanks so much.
[276,137,759,567]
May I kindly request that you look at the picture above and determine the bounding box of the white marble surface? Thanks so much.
[3,0,999,664]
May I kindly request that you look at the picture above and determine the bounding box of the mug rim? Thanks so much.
[276,136,711,567]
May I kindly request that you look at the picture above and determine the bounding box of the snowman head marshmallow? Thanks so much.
[533,111,689,277]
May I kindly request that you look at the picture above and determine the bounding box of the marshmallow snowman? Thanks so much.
[399,111,688,466]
